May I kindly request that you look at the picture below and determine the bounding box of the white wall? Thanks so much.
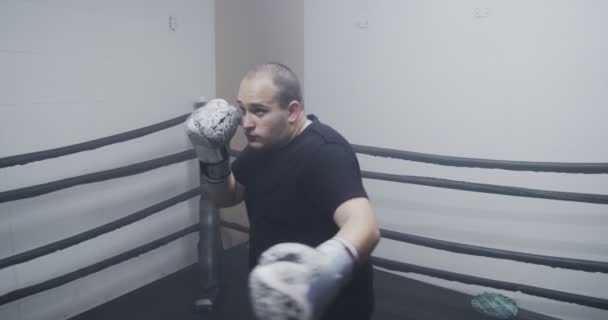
[304,1,607,319]
[0,0,214,319]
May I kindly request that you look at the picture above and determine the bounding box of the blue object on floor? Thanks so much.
[471,292,519,319]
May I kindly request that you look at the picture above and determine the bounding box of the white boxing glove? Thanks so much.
[249,238,358,320]
[185,98,240,182]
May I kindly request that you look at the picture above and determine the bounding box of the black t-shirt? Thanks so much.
[232,115,374,319]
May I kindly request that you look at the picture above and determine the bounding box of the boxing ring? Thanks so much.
[1,111,607,320]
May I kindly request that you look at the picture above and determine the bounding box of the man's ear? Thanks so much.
[287,100,302,123]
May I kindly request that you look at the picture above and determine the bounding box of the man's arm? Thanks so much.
[207,171,245,208]
[248,144,379,320]
[185,98,244,207]
[249,197,379,320]
[333,197,380,261]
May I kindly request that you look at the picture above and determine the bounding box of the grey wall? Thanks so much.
[0,0,215,319]
[215,0,304,247]
[216,0,304,106]
[304,1,607,319]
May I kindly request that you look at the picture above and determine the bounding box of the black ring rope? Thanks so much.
[362,171,608,205]
[220,220,250,233]
[380,229,608,273]
[1,114,606,309]
[0,113,189,168]
[353,144,608,174]
[221,221,608,310]
[221,221,608,274]
[0,224,198,306]
[4,157,603,206]
[372,256,608,311]
[0,150,195,204]
[0,188,200,270]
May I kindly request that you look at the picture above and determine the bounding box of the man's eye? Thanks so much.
[254,110,266,116]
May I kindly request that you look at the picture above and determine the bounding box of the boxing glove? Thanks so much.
[249,238,358,320]
[185,98,240,182]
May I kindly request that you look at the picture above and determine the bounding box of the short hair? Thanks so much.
[245,63,303,109]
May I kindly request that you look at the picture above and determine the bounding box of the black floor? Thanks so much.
[71,244,559,320]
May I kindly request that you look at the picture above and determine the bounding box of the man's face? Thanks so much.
[237,75,291,149]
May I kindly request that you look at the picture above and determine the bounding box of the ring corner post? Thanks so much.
[193,174,222,313]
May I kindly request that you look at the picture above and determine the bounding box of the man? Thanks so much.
[186,63,380,320]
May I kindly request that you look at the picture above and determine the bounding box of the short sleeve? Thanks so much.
[307,143,367,216]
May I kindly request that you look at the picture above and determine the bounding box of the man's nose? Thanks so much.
[241,112,255,129]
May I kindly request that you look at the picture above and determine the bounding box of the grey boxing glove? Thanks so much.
[249,238,358,320]
[185,98,240,182]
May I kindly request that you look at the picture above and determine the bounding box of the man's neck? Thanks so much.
[294,114,312,137]
[272,114,311,151]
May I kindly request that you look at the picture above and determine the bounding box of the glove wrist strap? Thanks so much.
[332,237,359,261]
[200,147,230,182]
[204,161,230,182]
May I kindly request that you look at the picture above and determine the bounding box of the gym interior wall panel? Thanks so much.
[304,1,608,319]
[0,0,214,319]
[215,0,305,248]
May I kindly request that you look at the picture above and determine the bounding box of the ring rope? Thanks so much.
[0,113,189,168]
[362,171,608,205]
[380,229,608,273]
[220,221,608,310]
[220,220,250,233]
[2,114,606,309]
[0,224,198,306]
[4,155,603,206]
[353,144,608,174]
[221,220,608,274]
[0,188,200,270]
[0,150,195,204]
[372,256,608,311]
[1,115,606,174]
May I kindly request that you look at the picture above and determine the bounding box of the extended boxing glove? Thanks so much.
[249,238,358,320]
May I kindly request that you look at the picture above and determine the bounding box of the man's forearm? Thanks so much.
[333,198,381,261]
[207,172,242,208]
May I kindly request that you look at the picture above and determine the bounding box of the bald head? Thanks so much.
[244,63,303,110]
